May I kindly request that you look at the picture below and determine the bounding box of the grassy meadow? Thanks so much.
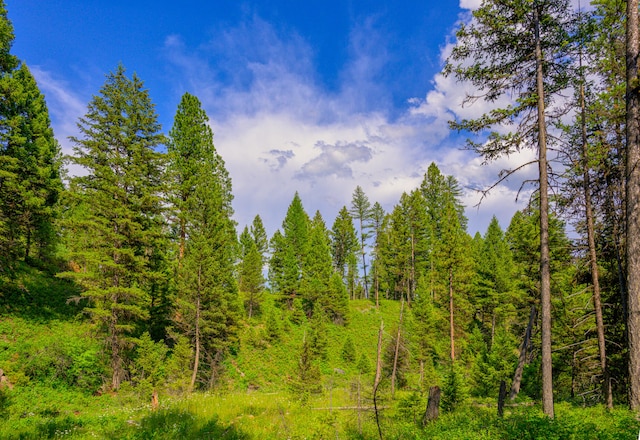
[2,264,640,439]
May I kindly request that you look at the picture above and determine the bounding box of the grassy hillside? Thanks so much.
[2,266,640,439]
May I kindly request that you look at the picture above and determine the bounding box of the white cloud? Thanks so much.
[459,0,482,10]
[30,66,85,156]
[37,12,532,237]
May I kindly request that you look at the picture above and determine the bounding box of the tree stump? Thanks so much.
[423,386,441,424]
[151,390,159,411]
[498,380,507,417]
[0,369,13,390]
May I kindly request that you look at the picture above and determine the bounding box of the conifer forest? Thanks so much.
[4,0,640,438]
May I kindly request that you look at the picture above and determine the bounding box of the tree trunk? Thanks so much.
[391,299,405,399]
[374,320,384,391]
[423,386,441,424]
[627,0,640,412]
[497,380,507,418]
[579,63,613,409]
[534,3,554,419]
[373,319,384,440]
[510,305,536,400]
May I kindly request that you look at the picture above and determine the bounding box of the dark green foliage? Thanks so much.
[469,326,518,397]
[62,65,166,390]
[0,60,62,269]
[341,335,356,363]
[293,334,323,400]
[308,309,328,360]
[269,193,309,308]
[250,215,268,260]
[168,92,240,390]
[331,206,359,295]
[356,353,371,374]
[0,0,17,72]
[265,309,282,342]
[382,326,410,389]
[132,332,169,395]
[300,211,333,317]
[441,363,468,412]
[238,229,265,318]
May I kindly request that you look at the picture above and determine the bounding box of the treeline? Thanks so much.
[1,0,640,418]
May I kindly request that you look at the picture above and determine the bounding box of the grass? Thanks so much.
[2,388,639,439]
[3,265,640,439]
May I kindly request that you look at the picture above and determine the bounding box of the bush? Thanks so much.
[441,363,468,412]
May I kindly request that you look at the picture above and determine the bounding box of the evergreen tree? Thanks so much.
[370,201,386,306]
[445,0,576,416]
[250,214,269,260]
[167,92,239,391]
[330,206,359,295]
[434,198,473,362]
[301,211,347,322]
[63,65,166,390]
[475,216,518,343]
[238,236,265,318]
[0,4,61,269]
[350,186,373,298]
[269,192,309,308]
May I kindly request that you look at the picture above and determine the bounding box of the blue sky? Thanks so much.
[7,0,535,236]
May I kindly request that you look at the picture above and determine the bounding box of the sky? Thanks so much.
[6,0,538,237]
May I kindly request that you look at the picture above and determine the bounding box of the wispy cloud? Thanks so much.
[38,11,530,236]
[30,66,85,157]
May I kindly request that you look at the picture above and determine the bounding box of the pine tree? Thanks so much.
[350,186,373,298]
[269,192,309,308]
[626,0,640,412]
[0,3,61,269]
[239,236,265,318]
[330,206,359,295]
[167,92,239,391]
[250,214,268,260]
[300,211,334,318]
[475,216,518,344]
[370,202,386,307]
[63,65,166,390]
[445,0,576,417]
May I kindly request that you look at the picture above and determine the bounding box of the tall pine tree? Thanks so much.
[167,92,239,391]
[0,2,61,269]
[64,65,166,390]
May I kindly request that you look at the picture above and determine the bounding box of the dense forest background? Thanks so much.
[3,0,640,438]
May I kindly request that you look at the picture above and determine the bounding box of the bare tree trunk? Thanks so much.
[510,305,536,400]
[373,320,384,440]
[534,3,554,419]
[579,60,613,409]
[391,299,405,399]
[423,386,441,424]
[374,320,384,390]
[627,0,640,412]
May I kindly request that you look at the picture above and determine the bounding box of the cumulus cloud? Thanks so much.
[38,10,531,236]
[296,141,373,181]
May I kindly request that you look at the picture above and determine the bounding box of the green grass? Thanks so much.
[3,388,639,439]
[2,265,640,439]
